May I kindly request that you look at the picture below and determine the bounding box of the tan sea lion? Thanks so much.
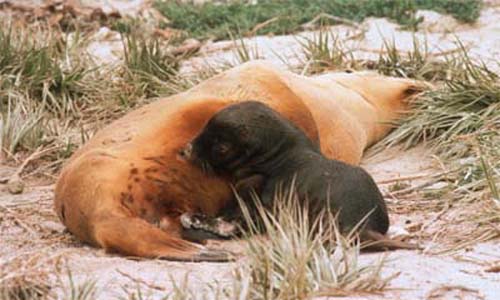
[54,60,422,261]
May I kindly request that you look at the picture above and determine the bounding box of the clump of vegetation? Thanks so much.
[298,29,455,80]
[230,32,262,65]
[62,270,98,300]
[370,37,454,81]
[231,190,392,299]
[0,25,89,118]
[298,30,355,73]
[121,31,181,98]
[0,278,50,300]
[0,96,45,155]
[155,0,482,40]
[381,48,499,151]
[0,18,186,161]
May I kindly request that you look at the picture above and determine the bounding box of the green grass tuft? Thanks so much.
[155,0,482,41]
[121,31,181,98]
[0,25,91,117]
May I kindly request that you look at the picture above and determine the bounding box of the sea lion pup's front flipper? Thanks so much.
[360,229,421,251]
[92,214,236,262]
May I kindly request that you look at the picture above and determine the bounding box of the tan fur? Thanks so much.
[54,61,422,261]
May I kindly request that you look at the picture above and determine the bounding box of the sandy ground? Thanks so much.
[1,146,499,299]
[1,1,499,299]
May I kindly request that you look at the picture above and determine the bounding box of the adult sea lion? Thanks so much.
[184,101,418,249]
[54,61,422,261]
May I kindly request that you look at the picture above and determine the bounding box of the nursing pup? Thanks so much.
[186,101,418,249]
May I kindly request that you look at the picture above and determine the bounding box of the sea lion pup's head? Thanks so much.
[185,101,316,177]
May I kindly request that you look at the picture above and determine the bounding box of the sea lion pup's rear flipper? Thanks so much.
[92,215,235,262]
[360,229,421,251]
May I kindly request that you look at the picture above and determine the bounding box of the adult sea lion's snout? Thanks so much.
[180,143,193,160]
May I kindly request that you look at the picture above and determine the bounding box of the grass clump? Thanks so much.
[155,0,482,40]
[62,270,98,300]
[298,30,453,81]
[0,278,49,300]
[231,189,391,299]
[370,37,453,81]
[0,25,89,118]
[121,31,181,98]
[298,30,355,74]
[0,22,94,159]
[0,18,190,178]
[381,44,499,151]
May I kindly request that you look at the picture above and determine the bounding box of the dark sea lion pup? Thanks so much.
[184,101,419,250]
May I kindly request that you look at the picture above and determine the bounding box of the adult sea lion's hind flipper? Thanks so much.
[360,229,421,251]
[92,215,235,262]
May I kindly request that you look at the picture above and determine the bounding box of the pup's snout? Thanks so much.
[180,143,193,160]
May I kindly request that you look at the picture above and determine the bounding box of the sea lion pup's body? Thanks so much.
[54,61,422,261]
[187,101,417,249]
